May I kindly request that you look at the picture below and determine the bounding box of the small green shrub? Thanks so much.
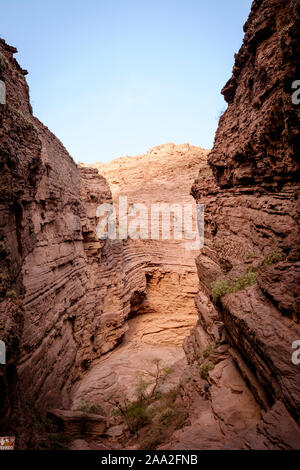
[199,361,214,379]
[8,105,38,132]
[211,268,257,302]
[245,266,258,274]
[246,253,258,260]
[164,388,179,407]
[135,358,172,400]
[6,289,17,299]
[211,279,231,301]
[122,401,151,432]
[262,250,286,266]
[140,404,187,450]
[232,269,257,292]
[159,407,174,423]
[203,342,216,359]
[76,398,104,415]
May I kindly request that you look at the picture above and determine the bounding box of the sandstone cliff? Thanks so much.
[0,37,206,450]
[181,0,300,449]
[0,39,147,448]
[74,144,207,407]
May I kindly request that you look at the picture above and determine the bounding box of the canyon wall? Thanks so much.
[180,0,300,449]
[0,38,206,449]
[74,144,207,406]
[0,39,147,447]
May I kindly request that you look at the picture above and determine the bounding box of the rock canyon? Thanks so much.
[0,0,299,451]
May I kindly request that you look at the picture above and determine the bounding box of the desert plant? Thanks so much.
[232,268,257,291]
[211,279,231,301]
[108,393,151,433]
[203,342,216,359]
[262,249,286,266]
[76,398,104,415]
[211,268,257,301]
[164,387,179,407]
[124,401,151,431]
[7,105,38,132]
[199,361,214,379]
[246,253,258,260]
[6,289,17,299]
[139,402,187,450]
[135,358,172,400]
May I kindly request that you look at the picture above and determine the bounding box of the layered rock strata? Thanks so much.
[0,39,147,446]
[178,0,300,450]
[74,144,207,404]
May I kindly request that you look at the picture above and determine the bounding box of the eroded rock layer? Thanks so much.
[0,38,205,449]
[0,39,147,447]
[75,144,207,405]
[181,0,300,450]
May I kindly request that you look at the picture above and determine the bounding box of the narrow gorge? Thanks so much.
[0,0,299,451]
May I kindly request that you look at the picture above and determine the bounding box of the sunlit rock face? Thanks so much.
[76,144,208,404]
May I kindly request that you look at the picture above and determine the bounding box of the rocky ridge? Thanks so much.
[179,0,300,450]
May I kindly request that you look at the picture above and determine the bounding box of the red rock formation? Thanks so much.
[1,0,299,451]
[0,39,147,448]
[187,0,300,449]
[75,144,206,407]
[0,37,203,448]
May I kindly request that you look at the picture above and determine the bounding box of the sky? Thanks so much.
[1,0,252,163]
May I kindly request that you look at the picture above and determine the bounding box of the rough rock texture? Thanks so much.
[0,39,146,447]
[183,0,300,450]
[211,0,300,189]
[1,0,299,451]
[47,408,106,440]
[75,144,207,404]
[0,37,206,449]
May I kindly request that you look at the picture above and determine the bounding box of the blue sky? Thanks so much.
[1,0,252,163]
